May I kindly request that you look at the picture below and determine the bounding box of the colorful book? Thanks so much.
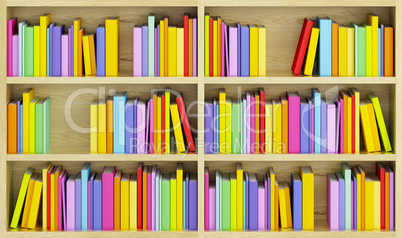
[66,174,77,230]
[292,18,313,75]
[81,163,90,230]
[90,100,98,154]
[280,96,288,154]
[98,99,106,154]
[336,172,345,230]
[105,17,119,76]
[121,173,130,230]
[113,92,127,153]
[300,166,314,230]
[161,173,170,230]
[384,26,393,76]
[303,26,319,76]
[291,173,302,230]
[102,166,116,230]
[75,172,82,230]
[327,174,339,230]
[94,173,102,230]
[317,17,332,76]
[240,24,249,76]
[368,93,392,152]
[248,174,258,230]
[10,168,34,228]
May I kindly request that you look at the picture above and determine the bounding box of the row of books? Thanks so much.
[327,163,394,231]
[7,14,119,77]
[10,163,198,231]
[204,15,266,77]
[205,164,314,231]
[204,87,391,154]
[292,14,394,76]
[7,88,51,154]
[133,14,197,77]
[90,89,195,154]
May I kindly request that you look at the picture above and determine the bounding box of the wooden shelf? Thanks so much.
[6,231,198,238]
[204,0,396,7]
[6,0,198,7]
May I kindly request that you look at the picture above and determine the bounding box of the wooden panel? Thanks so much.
[204,0,396,7]
[7,231,199,237]
[204,77,396,84]
[7,0,198,7]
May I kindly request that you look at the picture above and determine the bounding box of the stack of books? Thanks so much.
[10,163,198,231]
[292,14,394,76]
[133,14,197,77]
[90,89,195,154]
[205,164,314,231]
[204,88,391,154]
[7,14,119,77]
[204,15,266,77]
[7,88,51,154]
[327,163,394,231]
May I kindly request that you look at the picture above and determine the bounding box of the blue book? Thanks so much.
[205,100,214,154]
[188,174,198,230]
[125,99,134,153]
[243,176,246,229]
[352,173,357,229]
[245,172,249,230]
[133,98,138,153]
[75,173,82,230]
[70,25,74,76]
[240,24,249,77]
[88,172,95,230]
[336,172,345,230]
[317,17,332,76]
[291,173,302,230]
[148,14,155,76]
[300,100,309,153]
[312,88,321,153]
[321,99,327,153]
[215,170,220,230]
[236,23,241,76]
[96,25,105,77]
[185,172,190,230]
[81,163,90,230]
[248,174,258,230]
[52,25,64,77]
[266,173,270,230]
[93,173,102,230]
[142,25,148,76]
[114,92,127,153]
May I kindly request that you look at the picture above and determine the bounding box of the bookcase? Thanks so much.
[0,0,400,237]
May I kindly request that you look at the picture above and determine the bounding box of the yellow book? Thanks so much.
[105,17,119,76]
[27,174,42,229]
[89,34,96,75]
[338,25,347,76]
[368,93,392,152]
[29,97,40,154]
[258,26,266,76]
[165,89,171,154]
[33,26,40,77]
[143,166,148,229]
[170,172,177,231]
[236,163,243,230]
[284,183,292,228]
[82,35,92,76]
[40,14,50,76]
[129,175,137,230]
[168,26,177,76]
[300,166,314,230]
[205,14,210,77]
[268,167,275,230]
[114,170,122,230]
[272,99,281,154]
[213,20,217,76]
[363,24,372,76]
[176,164,183,230]
[23,89,34,154]
[160,20,165,76]
[42,162,51,230]
[351,88,360,153]
[274,179,279,230]
[249,25,258,77]
[303,27,319,76]
[365,99,381,152]
[98,100,106,154]
[10,168,34,229]
[278,183,287,229]
[170,103,185,153]
[265,102,273,154]
[255,94,260,153]
[347,26,355,76]
[230,172,237,230]
[164,17,169,77]
[368,14,378,76]
[372,174,380,230]
[365,176,374,231]
[219,89,226,154]
[50,167,58,230]
[90,100,98,154]
[121,173,130,230]
[21,173,39,228]
[177,28,184,77]
[157,94,162,154]
[73,18,81,77]
[353,167,362,230]
[225,99,232,154]
[360,101,375,152]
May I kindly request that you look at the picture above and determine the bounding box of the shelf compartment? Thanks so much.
[7,231,198,237]
[7,0,198,7]
[204,0,396,7]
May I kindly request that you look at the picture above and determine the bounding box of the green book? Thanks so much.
[33,25,40,77]
[232,101,241,154]
[161,173,170,230]
[222,173,231,230]
[10,167,34,229]
[35,99,45,154]
[352,23,366,77]
[341,163,352,230]
[24,26,34,77]
[368,93,392,152]
[43,98,51,154]
[148,14,155,76]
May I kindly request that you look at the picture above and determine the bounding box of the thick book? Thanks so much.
[300,166,314,230]
[105,17,119,76]
[96,25,105,76]
[384,26,393,76]
[7,100,17,154]
[161,173,170,230]
[130,174,137,230]
[189,174,197,230]
[338,25,347,76]
[240,24,249,76]
[292,18,313,75]
[327,174,339,230]
[177,27,184,76]
[342,163,352,230]
[27,174,42,229]
[102,166,116,230]
[209,184,216,230]
[168,26,177,76]
[113,92,127,153]
[66,174,77,230]
[205,100,214,154]
[61,33,69,76]
[7,18,17,76]
[365,99,381,151]
[336,172,345,230]
[25,26,34,76]
[317,17,332,76]
[133,26,142,76]
[291,173,302,230]
[352,23,366,76]
[287,92,300,153]
[368,93,392,152]
[327,101,336,153]
[303,26,319,76]
[10,167,34,228]
[249,25,258,77]
[248,174,258,230]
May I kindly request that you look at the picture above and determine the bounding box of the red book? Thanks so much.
[161,93,166,154]
[184,14,189,77]
[47,165,55,230]
[209,17,213,77]
[176,93,196,152]
[376,162,386,229]
[291,18,314,75]
[259,88,265,153]
[348,91,355,153]
[137,163,143,229]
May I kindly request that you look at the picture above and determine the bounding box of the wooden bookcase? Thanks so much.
[0,0,400,237]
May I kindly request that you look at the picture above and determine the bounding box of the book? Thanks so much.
[7,18,17,76]
[58,170,66,230]
[130,175,137,230]
[364,99,381,151]
[75,172,82,230]
[291,173,302,230]
[362,23,372,76]
[20,173,38,228]
[317,17,332,76]
[209,184,216,230]
[376,163,386,229]
[96,25,105,76]
[300,166,314,230]
[189,174,197,230]
[342,163,352,230]
[272,99,281,154]
[105,17,119,76]
[346,26,354,76]
[384,26,393,76]
[25,26,34,76]
[170,103,185,153]
[368,93,392,152]
[7,100,17,154]
[303,26,319,76]
[352,166,362,230]
[268,167,275,230]
[249,25,258,77]
[98,99,106,154]
[177,27,184,76]
[205,100,214,154]
[284,183,292,228]
[143,166,148,229]
[248,174,258,230]
[61,33,69,76]
[114,92,127,153]
[28,97,39,154]
[359,101,375,152]
[327,101,336,153]
[177,164,183,230]
[133,26,142,76]
[258,26,266,76]
[66,174,77,230]
[278,183,287,229]
[161,173,170,230]
[228,26,238,76]
[205,168,209,230]
[102,166,116,230]
[176,93,195,152]
[93,173,102,230]
[336,172,345,230]
[82,35,92,75]
[219,89,226,153]
[40,14,49,76]
[236,163,243,229]
[88,172,95,230]
[22,88,33,154]
[90,100,98,154]
[226,99,232,153]
[365,175,374,230]
[230,172,237,230]
[33,25,40,76]
[125,99,135,154]
[350,88,360,153]
[286,92,300,153]
[137,163,143,229]
[280,96,288,154]
[327,174,339,230]
[205,14,209,77]
[368,14,379,76]
[215,170,221,230]
[77,28,85,76]
[332,21,339,76]
[52,25,64,76]
[168,26,177,76]
[121,173,130,230]
[81,163,91,230]
[240,24,250,76]
[41,162,51,229]
[386,165,394,230]
[292,18,313,75]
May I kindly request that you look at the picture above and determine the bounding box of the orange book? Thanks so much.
[217,17,221,76]
[358,165,366,230]
[332,21,339,76]
[189,19,193,76]
[7,100,17,154]
[384,26,393,76]
[114,170,122,230]
[164,17,169,77]
[77,28,85,76]
[89,34,97,75]
[255,93,260,153]
[280,96,288,154]
[274,179,279,230]
[106,96,113,153]
[21,174,39,228]
[143,166,148,229]
[53,165,62,230]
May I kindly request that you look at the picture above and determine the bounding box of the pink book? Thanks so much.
[137,100,146,153]
[147,170,152,230]
[66,174,77,230]
[205,167,209,230]
[338,96,344,154]
[246,91,251,153]
[151,166,156,230]
[102,166,116,230]
[351,180,354,230]
[149,99,154,154]
[221,22,225,77]
[209,185,216,230]
[133,26,142,76]
[61,34,69,76]
[327,102,336,154]
[228,26,237,76]
[7,18,17,76]
[155,28,158,76]
[193,18,197,76]
[327,174,339,230]
[250,96,255,154]
[286,92,300,153]
[62,172,68,230]
[264,175,268,230]
[68,28,72,76]
[58,170,66,231]
[258,184,265,230]
[12,35,18,76]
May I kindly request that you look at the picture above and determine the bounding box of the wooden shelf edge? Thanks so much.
[6,231,198,238]
[6,0,198,7]
[204,0,396,7]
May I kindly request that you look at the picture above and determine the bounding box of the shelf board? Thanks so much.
[6,231,198,238]
[6,0,198,6]
[204,0,396,7]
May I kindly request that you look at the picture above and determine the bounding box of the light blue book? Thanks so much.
[378,28,381,76]
[48,23,56,76]
[81,163,91,230]
[148,14,155,76]
[312,88,321,153]
[75,172,82,230]
[114,92,127,153]
[317,17,332,76]
[215,170,220,230]
[19,21,28,76]
[341,163,351,230]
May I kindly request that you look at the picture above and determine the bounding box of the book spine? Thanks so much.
[105,18,119,76]
[66,181,75,230]
[288,95,300,153]
[193,19,197,76]
[61,34,69,76]
[75,177,82,230]
[317,18,332,76]
[240,26,249,76]
[249,180,258,230]
[102,172,115,230]
[7,18,17,76]
[148,15,155,76]
[12,35,18,76]
[258,186,265,229]
[189,178,197,230]
[184,15,189,76]
[96,26,105,76]
[229,27,237,76]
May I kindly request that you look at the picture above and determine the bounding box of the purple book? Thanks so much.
[52,25,64,77]
[96,25,105,77]
[221,22,225,76]
[62,172,68,230]
[381,24,384,76]
[16,99,21,153]
[88,172,95,230]
[258,183,265,230]
[225,24,229,77]
[328,174,339,230]
[189,174,198,230]
[193,18,197,76]
[236,23,241,76]
[300,100,309,153]
[321,99,327,153]
[61,34,69,76]
[137,100,146,154]
[228,26,238,76]
[68,27,72,76]
[185,172,190,228]
[75,173,82,230]
[248,174,258,230]
[133,98,138,154]
[66,174,77,230]
[291,173,302,230]
[205,101,214,154]
[145,100,150,153]
[240,24,250,77]
[336,172,345,230]
[155,27,159,76]
[94,173,102,230]
[12,35,18,76]
[142,25,148,76]
[48,23,56,76]
[70,25,74,76]
[125,99,135,154]
[209,185,216,230]
[133,26,142,76]
[388,165,394,230]
[353,173,357,230]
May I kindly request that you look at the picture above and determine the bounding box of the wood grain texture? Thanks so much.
[204,0,396,7]
[7,0,198,6]
[7,231,199,237]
